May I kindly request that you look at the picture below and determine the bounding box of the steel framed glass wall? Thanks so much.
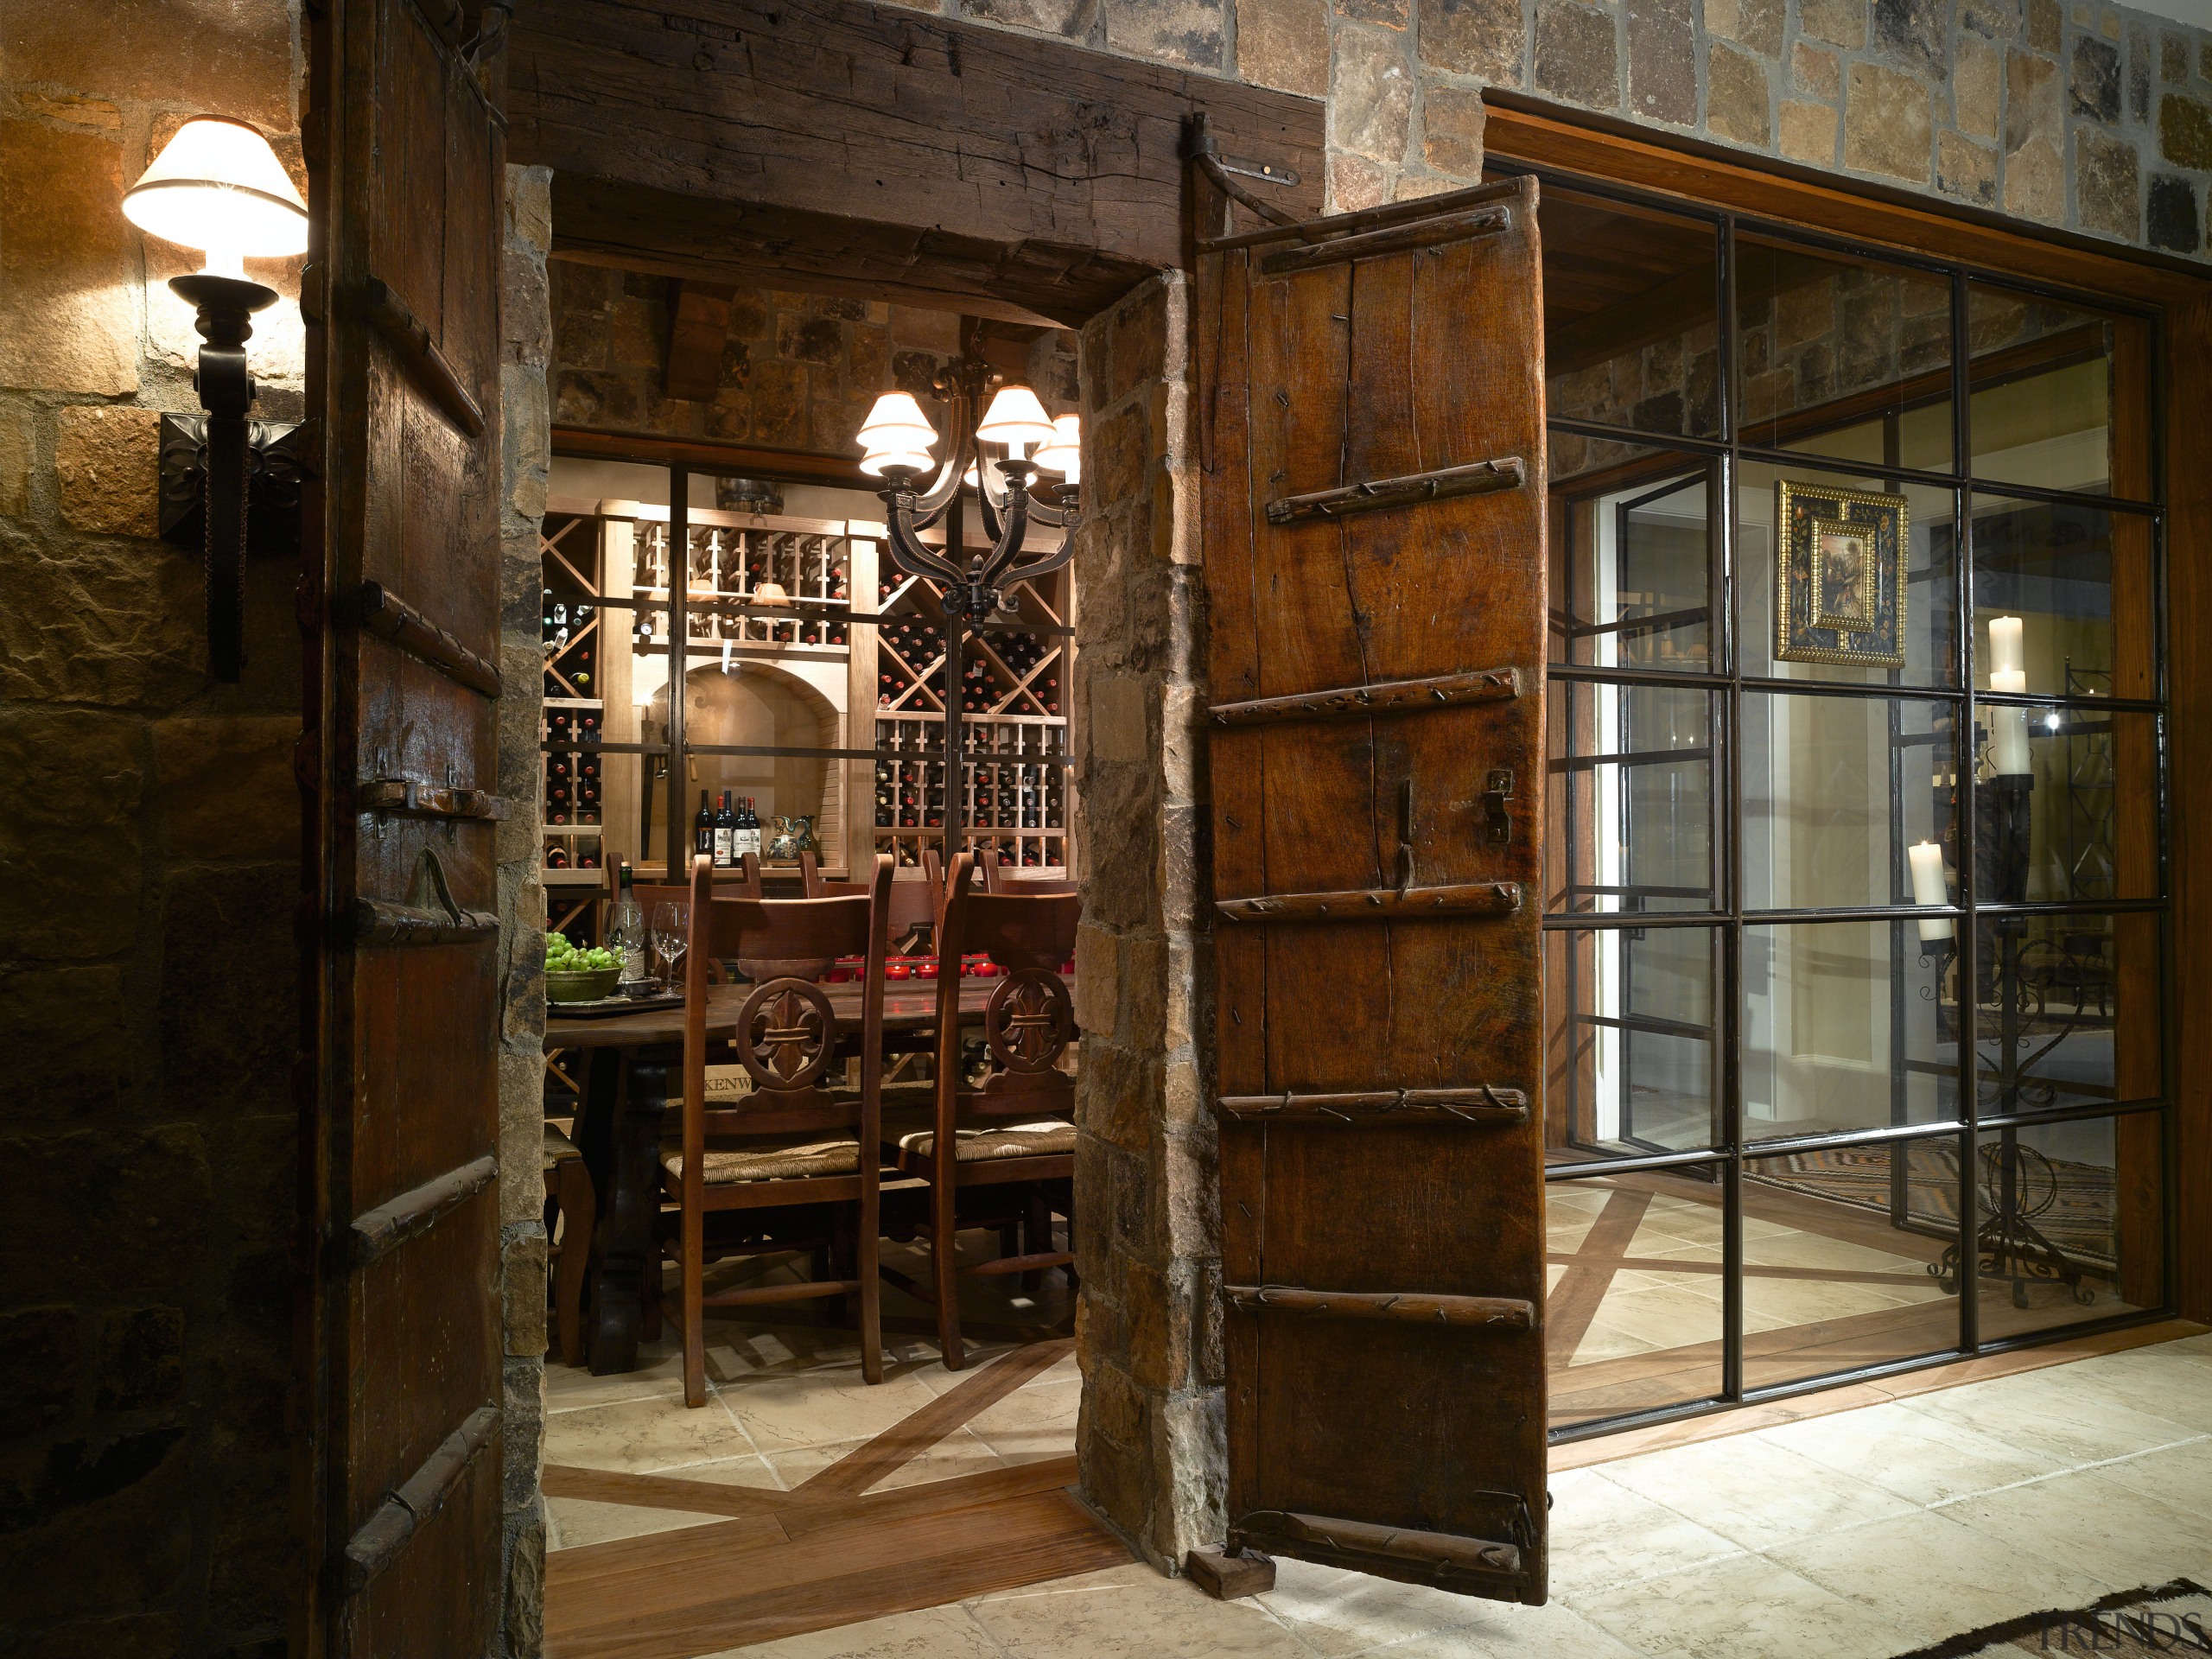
[1495,164,2176,1440]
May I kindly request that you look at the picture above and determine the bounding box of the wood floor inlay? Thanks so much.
[543,1337,1121,1659]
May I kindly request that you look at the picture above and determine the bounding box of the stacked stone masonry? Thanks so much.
[0,3,309,1654]
[894,0,2212,256]
[1068,272,1224,1569]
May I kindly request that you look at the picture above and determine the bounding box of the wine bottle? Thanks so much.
[741,797,762,859]
[714,791,735,868]
[695,789,715,861]
[610,863,648,992]
[547,844,570,869]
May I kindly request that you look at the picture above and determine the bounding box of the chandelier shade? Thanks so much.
[976,384,1055,448]
[1032,413,1081,481]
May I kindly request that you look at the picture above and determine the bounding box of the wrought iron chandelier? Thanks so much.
[854,356,1081,621]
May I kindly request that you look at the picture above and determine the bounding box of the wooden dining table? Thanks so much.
[546,976,1068,1374]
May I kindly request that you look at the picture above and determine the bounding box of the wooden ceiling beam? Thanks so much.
[509,0,1325,324]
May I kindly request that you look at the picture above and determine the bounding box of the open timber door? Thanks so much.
[298,0,508,1649]
[1197,174,1551,1603]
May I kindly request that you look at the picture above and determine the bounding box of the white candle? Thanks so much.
[1988,615,2024,680]
[1908,839,1954,942]
[1990,709,2032,776]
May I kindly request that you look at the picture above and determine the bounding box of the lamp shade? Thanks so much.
[856,391,937,450]
[976,384,1055,448]
[860,448,932,479]
[1033,413,1081,481]
[123,117,308,271]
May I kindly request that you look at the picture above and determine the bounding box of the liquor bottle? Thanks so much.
[609,864,648,993]
[714,791,736,868]
[694,789,715,861]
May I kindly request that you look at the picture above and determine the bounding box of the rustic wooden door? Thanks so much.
[1198,175,1551,1603]
[298,0,508,1650]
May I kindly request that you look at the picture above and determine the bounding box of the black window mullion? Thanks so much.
[1949,270,1981,1356]
[1717,212,1746,1406]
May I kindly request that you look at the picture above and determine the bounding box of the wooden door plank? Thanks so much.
[1200,175,1551,1604]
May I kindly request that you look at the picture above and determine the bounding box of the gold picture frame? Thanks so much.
[1776,481,1908,668]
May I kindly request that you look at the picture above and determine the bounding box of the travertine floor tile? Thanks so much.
[1899,1371,2202,1465]
[967,1563,1307,1659]
[1597,1433,1916,1550]
[1770,1506,2115,1643]
[1936,1465,2212,1587]
[1752,1397,2069,1506]
[546,1494,726,1552]
[1543,1466,1745,1599]
[543,1389,760,1474]
[1570,1548,1918,1659]
[2083,1433,2212,1516]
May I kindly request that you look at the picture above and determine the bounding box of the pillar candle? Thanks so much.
[1908,839,1954,942]
[1988,615,2024,680]
[1987,667,2032,775]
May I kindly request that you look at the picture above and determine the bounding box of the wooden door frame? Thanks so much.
[1482,92,2212,1328]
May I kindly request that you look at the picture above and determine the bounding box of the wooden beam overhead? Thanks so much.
[508,0,1325,325]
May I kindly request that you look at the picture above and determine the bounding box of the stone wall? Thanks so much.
[546,263,1080,457]
[893,0,2212,257]
[1068,272,1223,1568]
[0,3,308,1652]
[498,166,556,1659]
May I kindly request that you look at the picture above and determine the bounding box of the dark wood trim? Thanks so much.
[1483,93,2211,306]
[2170,295,2212,1325]
[550,423,874,488]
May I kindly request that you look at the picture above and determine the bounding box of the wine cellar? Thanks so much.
[537,471,1076,914]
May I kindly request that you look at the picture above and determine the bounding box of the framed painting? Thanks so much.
[1776,481,1908,668]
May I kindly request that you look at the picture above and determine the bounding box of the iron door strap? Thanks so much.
[1208,667,1520,728]
[1215,1085,1529,1124]
[1215,881,1521,923]
[1259,205,1514,275]
[1266,457,1526,526]
[1224,1285,1535,1327]
[1230,1512,1525,1591]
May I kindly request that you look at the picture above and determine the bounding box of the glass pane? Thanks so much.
[1547,1168,1725,1427]
[1971,708,2159,902]
[1967,283,2153,500]
[1548,682,1718,915]
[1544,927,1720,1161]
[1548,444,1715,669]
[1742,1136,1963,1390]
[1736,236,1954,472]
[1742,693,1958,912]
[1974,913,2159,1115]
[1540,189,1721,441]
[1738,461,1958,687]
[1972,1112,2164,1338]
[1745,920,1962,1139]
[1970,494,2158,701]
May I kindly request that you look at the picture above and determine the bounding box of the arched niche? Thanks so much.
[649,660,843,855]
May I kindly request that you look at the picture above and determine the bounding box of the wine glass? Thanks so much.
[652,901,690,992]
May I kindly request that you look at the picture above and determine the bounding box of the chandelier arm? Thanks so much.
[1001,526,1077,589]
[880,501,966,586]
[976,480,1007,546]
[912,418,971,512]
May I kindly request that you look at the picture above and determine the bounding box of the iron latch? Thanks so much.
[1482,769,1513,847]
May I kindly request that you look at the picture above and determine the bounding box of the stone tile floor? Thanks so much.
[553,1328,2212,1659]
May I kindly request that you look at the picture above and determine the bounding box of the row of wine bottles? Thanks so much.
[547,710,602,745]
[880,840,1065,869]
[693,790,763,865]
[544,843,602,870]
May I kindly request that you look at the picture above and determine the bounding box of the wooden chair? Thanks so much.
[887,852,1080,1370]
[980,860,1077,897]
[801,849,942,947]
[661,852,895,1405]
[543,1123,594,1366]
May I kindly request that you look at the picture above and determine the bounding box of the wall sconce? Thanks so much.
[122,116,308,682]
